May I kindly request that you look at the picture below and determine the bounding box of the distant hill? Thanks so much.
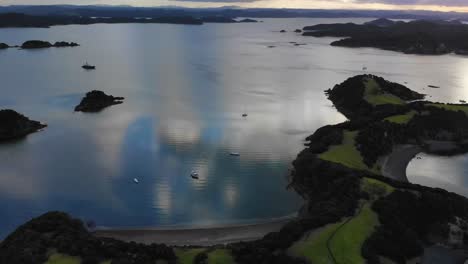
[1,5,468,20]
[0,12,204,27]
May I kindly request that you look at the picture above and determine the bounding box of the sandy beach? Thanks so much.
[94,216,295,246]
[380,144,423,182]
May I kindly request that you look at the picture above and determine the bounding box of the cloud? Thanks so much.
[354,0,468,7]
[170,0,258,2]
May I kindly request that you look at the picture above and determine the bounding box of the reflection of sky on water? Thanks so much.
[408,153,468,197]
[3,17,468,238]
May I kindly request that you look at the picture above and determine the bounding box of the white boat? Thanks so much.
[230,152,240,156]
[190,171,199,179]
[133,178,139,183]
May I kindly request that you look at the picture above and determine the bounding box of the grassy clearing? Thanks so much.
[288,178,393,264]
[289,222,343,264]
[44,253,81,264]
[364,78,405,106]
[428,103,468,115]
[361,177,395,200]
[330,203,379,264]
[384,111,417,124]
[207,249,236,264]
[44,253,112,264]
[319,130,379,173]
[175,248,206,264]
[289,204,379,264]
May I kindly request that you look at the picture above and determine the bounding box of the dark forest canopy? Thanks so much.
[303,19,468,55]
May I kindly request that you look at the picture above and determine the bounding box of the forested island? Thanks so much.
[0,40,79,49]
[2,76,468,263]
[0,109,46,141]
[302,18,468,55]
[0,13,257,28]
[75,91,124,112]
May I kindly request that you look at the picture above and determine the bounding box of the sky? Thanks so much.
[1,0,468,12]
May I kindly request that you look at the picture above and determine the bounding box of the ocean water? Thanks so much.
[1,17,468,238]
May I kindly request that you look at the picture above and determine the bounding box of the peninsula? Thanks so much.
[2,76,468,264]
[303,19,468,55]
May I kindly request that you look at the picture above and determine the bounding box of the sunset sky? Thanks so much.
[1,0,468,12]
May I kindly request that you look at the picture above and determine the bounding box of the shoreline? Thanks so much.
[379,141,463,183]
[379,144,423,182]
[93,215,296,246]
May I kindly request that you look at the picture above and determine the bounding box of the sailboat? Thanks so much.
[242,105,248,117]
[82,62,96,70]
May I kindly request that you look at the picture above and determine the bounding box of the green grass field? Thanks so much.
[428,103,468,115]
[329,203,379,264]
[175,248,207,264]
[289,203,379,264]
[361,177,395,200]
[318,130,379,173]
[289,222,343,264]
[384,110,417,124]
[363,78,405,106]
[44,253,111,264]
[207,249,236,264]
[45,253,81,264]
[289,178,394,264]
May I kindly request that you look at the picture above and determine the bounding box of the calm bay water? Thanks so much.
[1,18,468,238]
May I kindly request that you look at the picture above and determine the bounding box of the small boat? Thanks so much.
[362,66,367,71]
[242,113,248,117]
[82,62,96,70]
[230,152,240,156]
[190,171,199,179]
[133,178,139,183]
[428,85,440,88]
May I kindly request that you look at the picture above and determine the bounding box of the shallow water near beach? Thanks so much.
[2,17,468,238]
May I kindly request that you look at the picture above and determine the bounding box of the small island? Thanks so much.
[74,90,124,112]
[0,43,8,49]
[200,17,258,23]
[238,18,258,23]
[21,40,79,49]
[0,109,46,141]
[302,18,468,55]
